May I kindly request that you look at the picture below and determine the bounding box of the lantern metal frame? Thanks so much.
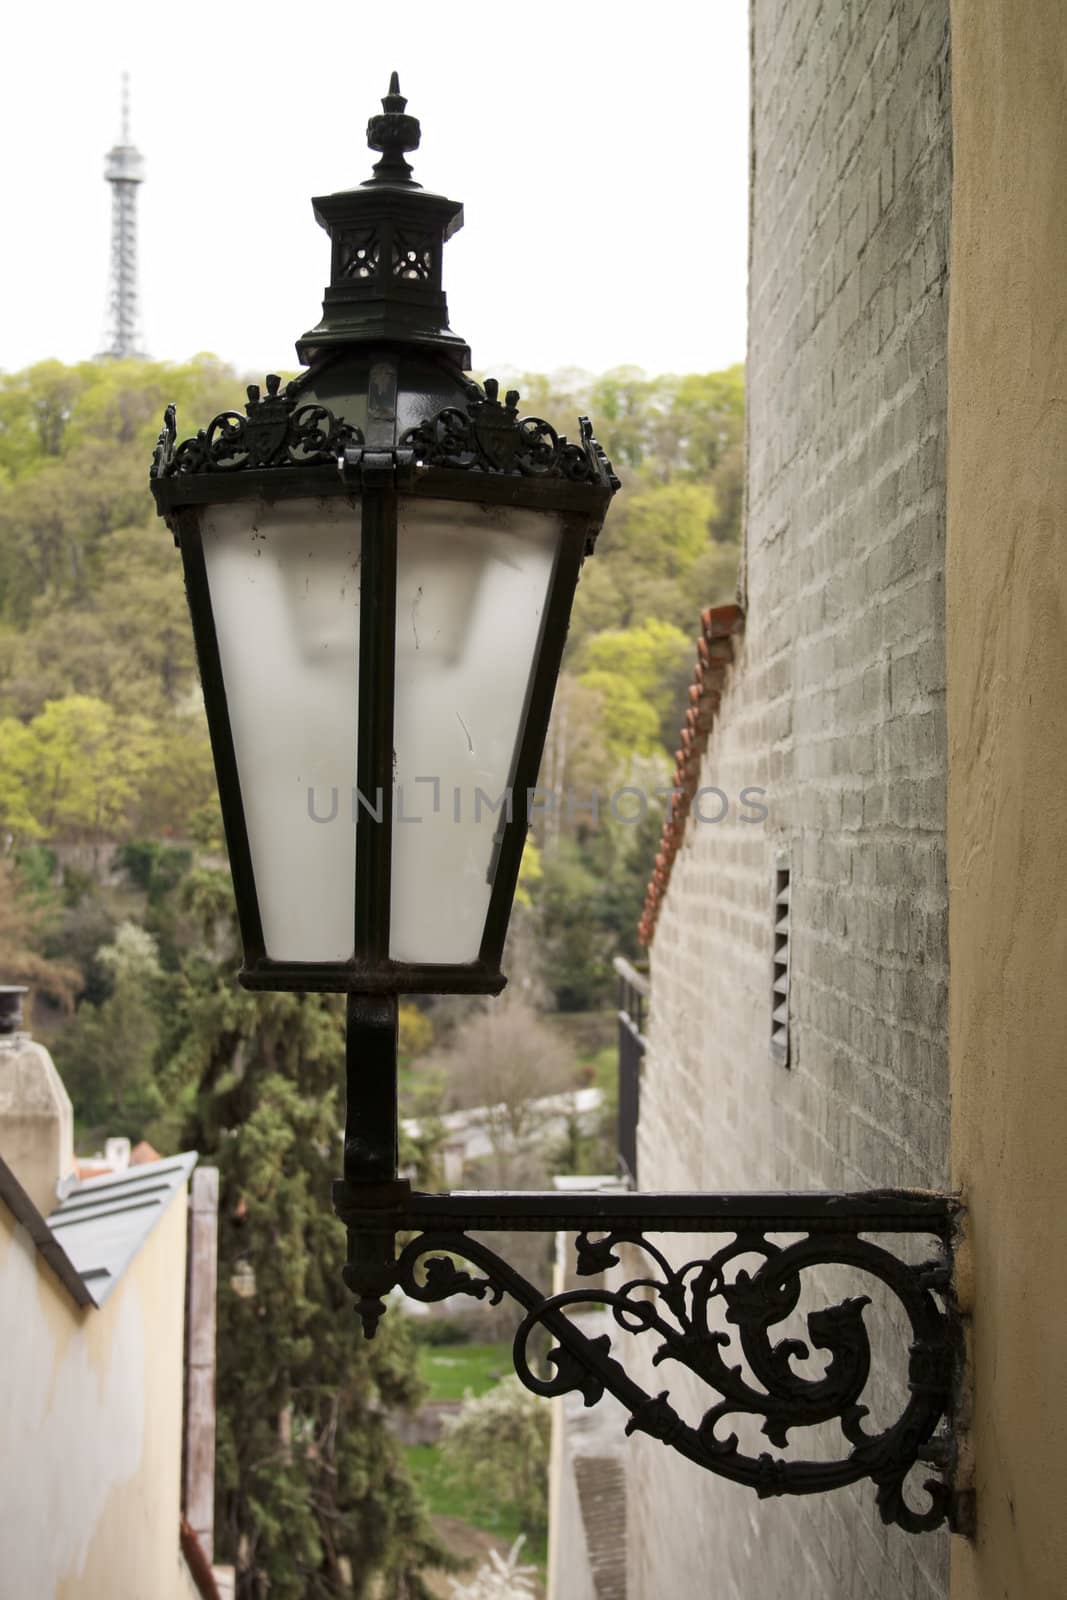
[151,69,618,999]
[151,382,615,997]
[149,76,966,1540]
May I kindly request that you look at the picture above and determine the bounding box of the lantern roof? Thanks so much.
[151,73,619,521]
[297,74,470,368]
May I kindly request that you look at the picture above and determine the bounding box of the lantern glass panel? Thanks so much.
[201,498,361,963]
[390,498,561,964]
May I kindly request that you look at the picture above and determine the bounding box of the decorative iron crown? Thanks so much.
[400,379,620,486]
[152,375,619,491]
[151,374,361,479]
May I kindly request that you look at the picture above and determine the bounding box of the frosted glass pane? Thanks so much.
[391,499,560,964]
[201,498,360,962]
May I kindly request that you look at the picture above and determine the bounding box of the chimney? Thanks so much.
[0,987,75,1218]
[105,1136,131,1172]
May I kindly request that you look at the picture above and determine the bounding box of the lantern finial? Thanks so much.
[366,72,421,188]
[297,76,468,366]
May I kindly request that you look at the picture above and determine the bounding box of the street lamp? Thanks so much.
[150,78,961,1536]
[151,73,618,1000]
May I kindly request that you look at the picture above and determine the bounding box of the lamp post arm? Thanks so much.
[333,1174,967,1534]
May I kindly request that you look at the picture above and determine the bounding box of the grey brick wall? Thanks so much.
[625,1,951,1596]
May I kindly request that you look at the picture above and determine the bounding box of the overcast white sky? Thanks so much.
[0,1,749,380]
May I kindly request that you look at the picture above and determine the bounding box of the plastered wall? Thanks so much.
[945,4,1067,1597]
[0,1189,194,1599]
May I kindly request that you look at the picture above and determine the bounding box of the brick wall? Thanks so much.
[625,1,952,1596]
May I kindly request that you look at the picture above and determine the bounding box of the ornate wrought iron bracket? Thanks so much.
[334,1180,964,1535]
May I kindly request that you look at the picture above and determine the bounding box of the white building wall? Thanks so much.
[0,1192,193,1599]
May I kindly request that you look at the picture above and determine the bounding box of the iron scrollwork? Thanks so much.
[151,373,363,479]
[400,378,621,488]
[150,372,618,493]
[337,1190,960,1534]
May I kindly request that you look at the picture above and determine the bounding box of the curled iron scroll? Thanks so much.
[375,1224,954,1533]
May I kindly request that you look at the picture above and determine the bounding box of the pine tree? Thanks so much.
[158,873,451,1599]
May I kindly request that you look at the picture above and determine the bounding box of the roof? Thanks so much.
[47,1151,198,1307]
[638,602,745,946]
[74,1139,161,1182]
[0,1155,93,1307]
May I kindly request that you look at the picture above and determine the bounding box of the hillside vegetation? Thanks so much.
[0,354,742,1597]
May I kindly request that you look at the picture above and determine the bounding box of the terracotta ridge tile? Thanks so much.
[638,602,745,945]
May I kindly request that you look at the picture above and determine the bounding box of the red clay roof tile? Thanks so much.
[638,602,745,945]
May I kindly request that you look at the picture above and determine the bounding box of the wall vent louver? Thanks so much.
[771,852,791,1067]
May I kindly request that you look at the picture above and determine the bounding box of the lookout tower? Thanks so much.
[100,73,146,360]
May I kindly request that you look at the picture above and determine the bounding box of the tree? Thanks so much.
[577,617,694,750]
[0,695,164,845]
[0,359,94,475]
[609,479,719,579]
[0,355,245,621]
[442,1379,551,1538]
[0,716,43,838]
[537,786,663,1011]
[571,669,662,760]
[0,351,751,1586]
[52,921,165,1139]
[152,874,452,1600]
[429,993,577,1179]
[0,856,81,1011]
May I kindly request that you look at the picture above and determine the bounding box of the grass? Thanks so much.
[416,1340,512,1403]
[584,1042,619,1100]
[405,1444,548,1569]
[409,1338,549,1572]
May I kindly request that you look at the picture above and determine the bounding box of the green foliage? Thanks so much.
[538,840,623,1011]
[510,364,745,1008]
[441,1377,551,1539]
[403,1445,542,1566]
[0,855,81,1011]
[612,479,719,578]
[0,356,455,1600]
[573,669,661,758]
[399,1000,434,1060]
[536,802,662,1012]
[0,696,162,842]
[416,1341,511,1402]
[53,921,165,1138]
[528,365,744,661]
[514,837,543,908]
[0,358,227,851]
[577,617,694,751]
[159,931,451,1598]
[0,360,95,477]
[0,354,747,1576]
[410,1315,474,1348]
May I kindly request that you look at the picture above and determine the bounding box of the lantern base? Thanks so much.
[238,961,508,996]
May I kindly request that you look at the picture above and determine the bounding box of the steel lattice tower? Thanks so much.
[100,74,146,360]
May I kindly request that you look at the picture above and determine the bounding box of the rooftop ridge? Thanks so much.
[637,602,745,946]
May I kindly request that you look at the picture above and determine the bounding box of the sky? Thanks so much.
[0,0,749,382]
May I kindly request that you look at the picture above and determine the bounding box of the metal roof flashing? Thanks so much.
[44,1151,198,1308]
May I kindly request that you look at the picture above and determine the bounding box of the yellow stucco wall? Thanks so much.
[0,1187,195,1599]
[946,4,1067,1597]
